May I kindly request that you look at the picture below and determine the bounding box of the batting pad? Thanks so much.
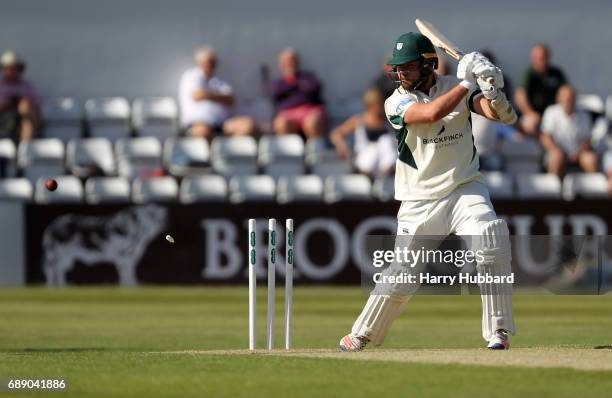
[351,294,410,345]
[476,219,516,341]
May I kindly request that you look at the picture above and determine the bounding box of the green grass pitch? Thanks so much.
[0,287,611,397]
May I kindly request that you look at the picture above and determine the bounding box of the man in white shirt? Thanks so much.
[178,47,255,140]
[540,85,598,177]
[339,32,518,352]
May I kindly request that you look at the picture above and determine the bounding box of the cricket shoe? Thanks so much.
[339,334,369,352]
[487,329,510,350]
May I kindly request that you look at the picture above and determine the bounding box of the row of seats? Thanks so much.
[1,133,561,185]
[43,97,178,142]
[0,174,381,204]
[0,135,352,182]
[0,171,608,205]
[485,171,609,200]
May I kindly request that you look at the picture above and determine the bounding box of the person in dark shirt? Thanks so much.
[514,44,567,136]
[270,48,327,139]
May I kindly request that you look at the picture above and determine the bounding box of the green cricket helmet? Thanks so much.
[388,32,438,66]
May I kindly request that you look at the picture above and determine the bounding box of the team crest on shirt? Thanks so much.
[396,99,413,114]
[396,43,403,50]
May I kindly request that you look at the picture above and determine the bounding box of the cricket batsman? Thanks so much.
[339,32,518,351]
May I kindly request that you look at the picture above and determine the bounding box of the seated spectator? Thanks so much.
[330,88,396,177]
[604,150,612,195]
[373,54,398,99]
[540,85,597,177]
[270,48,327,139]
[515,44,567,136]
[179,47,256,140]
[0,51,40,142]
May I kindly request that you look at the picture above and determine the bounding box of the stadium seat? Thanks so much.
[132,176,178,203]
[179,175,228,203]
[42,97,83,142]
[211,136,258,178]
[34,175,83,204]
[577,94,604,114]
[515,173,561,199]
[132,97,178,140]
[85,97,131,142]
[258,134,305,179]
[229,175,276,203]
[326,98,362,126]
[0,138,16,177]
[324,174,373,203]
[0,178,33,201]
[501,137,542,174]
[277,175,323,203]
[66,138,115,177]
[85,176,131,204]
[372,176,395,202]
[562,173,609,200]
[305,138,352,178]
[483,171,514,199]
[163,137,210,176]
[115,137,162,180]
[18,138,65,182]
[607,95,612,120]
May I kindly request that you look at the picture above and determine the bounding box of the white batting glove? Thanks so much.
[477,76,499,100]
[456,52,488,80]
[473,62,504,90]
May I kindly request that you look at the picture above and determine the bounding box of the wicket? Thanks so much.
[248,218,294,351]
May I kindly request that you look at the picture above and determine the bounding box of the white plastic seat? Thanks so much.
[229,175,276,203]
[132,176,178,203]
[501,137,542,174]
[132,97,178,140]
[515,173,561,199]
[34,176,83,204]
[85,177,131,204]
[179,175,228,203]
[211,136,258,177]
[115,137,162,180]
[324,174,373,203]
[372,176,395,202]
[66,138,115,177]
[18,138,65,182]
[42,97,83,142]
[0,138,16,177]
[0,178,33,201]
[577,94,604,114]
[163,137,210,176]
[562,173,609,200]
[259,134,305,179]
[483,171,514,199]
[85,97,131,142]
[277,175,323,203]
[305,138,352,178]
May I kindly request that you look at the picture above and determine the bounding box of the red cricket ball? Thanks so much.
[45,179,58,191]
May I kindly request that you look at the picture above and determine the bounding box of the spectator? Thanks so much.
[540,85,597,177]
[0,51,40,142]
[372,53,396,99]
[330,88,396,177]
[270,48,327,139]
[515,44,567,135]
[179,46,256,140]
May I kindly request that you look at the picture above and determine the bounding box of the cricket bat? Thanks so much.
[415,18,495,86]
[415,18,465,61]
